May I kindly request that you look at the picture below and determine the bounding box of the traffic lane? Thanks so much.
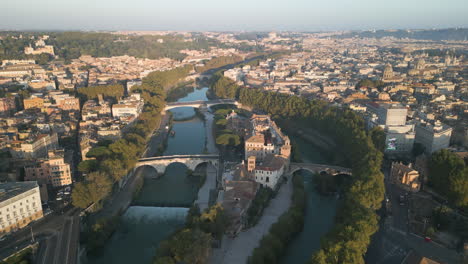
[56,218,72,264]
[389,184,409,232]
[39,235,58,264]
[66,216,80,264]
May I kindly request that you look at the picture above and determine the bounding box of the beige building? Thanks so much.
[24,45,54,56]
[10,133,59,159]
[23,96,44,110]
[24,149,72,187]
[391,162,421,192]
[415,120,452,154]
[0,182,43,235]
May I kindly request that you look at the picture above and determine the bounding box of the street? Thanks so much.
[365,167,462,264]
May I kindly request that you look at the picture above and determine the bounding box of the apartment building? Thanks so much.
[10,133,58,159]
[24,149,72,187]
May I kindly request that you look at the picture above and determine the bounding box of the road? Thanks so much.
[0,208,80,264]
[210,179,293,264]
[365,167,461,264]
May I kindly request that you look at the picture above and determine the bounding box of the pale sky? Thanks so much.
[1,0,467,31]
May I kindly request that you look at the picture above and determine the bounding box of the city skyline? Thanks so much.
[1,0,468,31]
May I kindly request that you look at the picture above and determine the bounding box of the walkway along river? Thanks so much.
[87,87,212,264]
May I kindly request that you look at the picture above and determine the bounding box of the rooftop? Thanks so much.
[0,181,38,204]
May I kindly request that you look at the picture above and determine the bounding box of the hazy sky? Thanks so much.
[2,0,467,31]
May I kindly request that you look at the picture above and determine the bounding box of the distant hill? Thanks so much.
[335,28,468,41]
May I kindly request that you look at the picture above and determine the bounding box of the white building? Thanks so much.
[415,120,452,154]
[253,155,286,189]
[112,93,144,119]
[384,124,416,154]
[376,103,407,126]
[0,182,43,235]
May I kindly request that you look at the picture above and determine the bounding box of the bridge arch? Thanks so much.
[135,155,220,178]
[134,164,164,178]
[289,166,329,176]
[288,163,352,177]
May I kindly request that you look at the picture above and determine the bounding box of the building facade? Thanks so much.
[24,149,72,187]
[415,121,452,154]
[0,182,43,234]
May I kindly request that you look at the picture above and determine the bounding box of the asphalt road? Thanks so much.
[0,208,80,264]
[365,167,461,264]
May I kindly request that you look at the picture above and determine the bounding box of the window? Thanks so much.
[266,177,269,183]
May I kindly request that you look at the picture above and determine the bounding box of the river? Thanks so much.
[88,87,210,264]
[280,136,339,264]
[88,86,338,264]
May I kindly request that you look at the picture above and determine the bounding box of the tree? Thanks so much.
[154,229,212,264]
[429,149,468,207]
[216,134,240,146]
[85,146,111,160]
[71,172,112,208]
[77,160,98,173]
[369,127,385,153]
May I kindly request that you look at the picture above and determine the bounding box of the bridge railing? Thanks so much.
[138,154,220,162]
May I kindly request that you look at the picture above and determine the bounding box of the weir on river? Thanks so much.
[88,87,212,264]
[89,86,340,264]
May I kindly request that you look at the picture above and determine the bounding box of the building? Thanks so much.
[415,120,452,154]
[23,96,44,110]
[383,64,394,80]
[111,94,144,119]
[24,149,72,187]
[0,181,43,234]
[253,154,287,189]
[0,96,16,116]
[244,115,291,161]
[376,103,407,126]
[10,133,59,159]
[384,124,416,154]
[54,95,80,111]
[390,162,421,192]
[24,45,54,56]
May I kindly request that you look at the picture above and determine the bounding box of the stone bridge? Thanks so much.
[135,154,220,176]
[164,99,240,111]
[287,162,352,176]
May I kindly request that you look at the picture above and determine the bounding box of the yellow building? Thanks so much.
[23,96,44,110]
[391,162,421,192]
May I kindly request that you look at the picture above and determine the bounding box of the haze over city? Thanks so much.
[1,0,468,31]
[0,1,467,264]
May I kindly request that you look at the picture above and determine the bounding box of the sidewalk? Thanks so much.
[209,179,293,264]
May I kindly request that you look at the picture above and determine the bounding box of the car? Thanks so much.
[424,237,432,242]
[56,197,63,201]
[0,236,6,242]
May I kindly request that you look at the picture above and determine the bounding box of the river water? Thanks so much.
[88,87,209,264]
[280,136,339,264]
[89,86,337,264]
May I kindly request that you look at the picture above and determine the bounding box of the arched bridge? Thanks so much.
[287,163,352,176]
[135,154,220,176]
[164,99,240,111]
